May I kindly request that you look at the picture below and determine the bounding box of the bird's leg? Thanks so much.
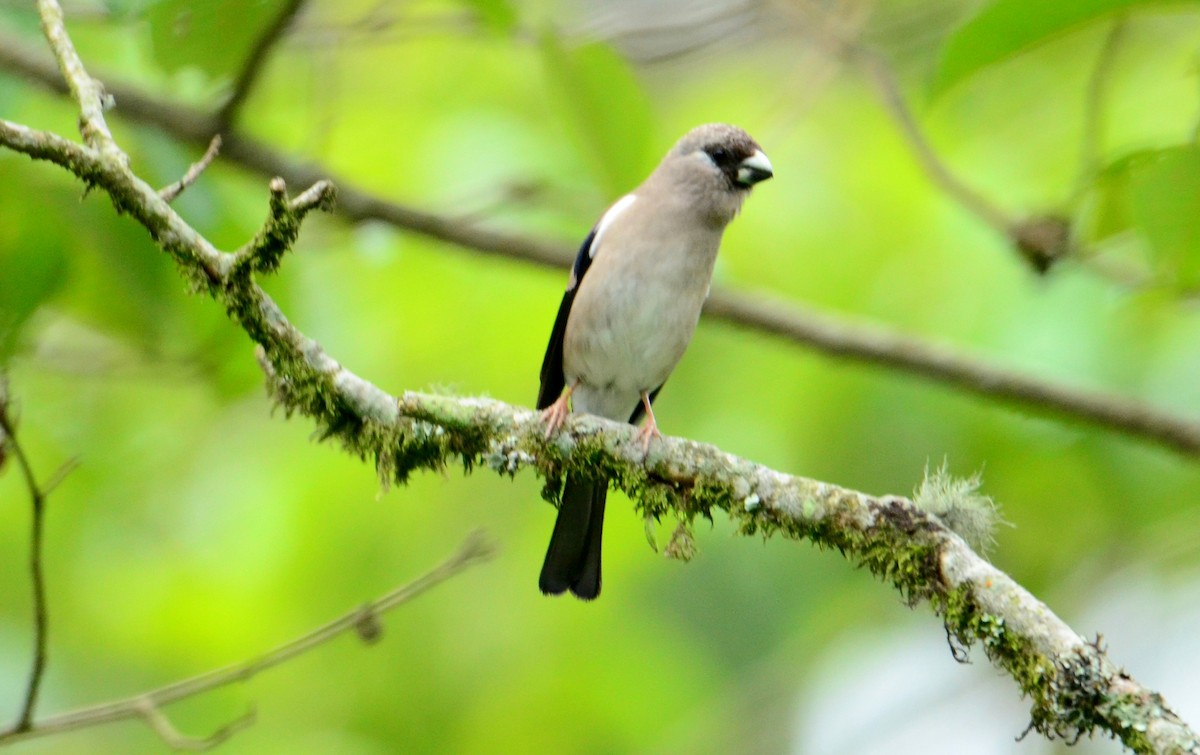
[635,390,662,452]
[540,381,578,439]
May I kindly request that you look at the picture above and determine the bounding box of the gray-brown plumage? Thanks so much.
[537,123,773,599]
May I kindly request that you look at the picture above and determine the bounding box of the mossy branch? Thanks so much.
[275,383,1195,753]
[2,30,1198,457]
[0,5,1196,752]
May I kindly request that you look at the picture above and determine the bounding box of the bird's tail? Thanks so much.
[539,474,607,600]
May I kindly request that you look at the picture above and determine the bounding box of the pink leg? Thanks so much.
[540,382,578,439]
[634,391,662,451]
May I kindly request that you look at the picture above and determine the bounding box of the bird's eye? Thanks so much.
[708,146,730,163]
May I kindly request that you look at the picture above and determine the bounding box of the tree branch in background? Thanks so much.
[703,295,1200,455]
[1,33,1196,459]
[159,134,222,202]
[0,375,78,733]
[0,532,494,748]
[0,7,1196,750]
[214,0,308,131]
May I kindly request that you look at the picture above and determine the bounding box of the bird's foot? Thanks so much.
[635,420,662,453]
[635,390,662,452]
[540,395,571,439]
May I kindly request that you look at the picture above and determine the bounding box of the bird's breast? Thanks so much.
[562,233,718,418]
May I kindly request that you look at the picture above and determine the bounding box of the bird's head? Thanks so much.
[672,123,773,191]
[656,123,772,225]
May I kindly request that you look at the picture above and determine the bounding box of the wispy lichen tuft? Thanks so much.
[913,460,1004,553]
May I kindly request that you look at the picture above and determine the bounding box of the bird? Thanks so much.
[536,123,773,600]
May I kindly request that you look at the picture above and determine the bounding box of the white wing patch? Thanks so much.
[589,194,636,259]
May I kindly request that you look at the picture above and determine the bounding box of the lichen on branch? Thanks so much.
[0,4,1196,750]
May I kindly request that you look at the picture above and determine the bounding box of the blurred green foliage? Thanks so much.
[932,0,1199,93]
[146,0,280,78]
[1092,145,1200,288]
[1,0,1199,753]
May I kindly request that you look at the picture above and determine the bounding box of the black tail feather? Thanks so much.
[539,475,607,600]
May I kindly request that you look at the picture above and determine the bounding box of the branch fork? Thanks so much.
[0,2,1195,753]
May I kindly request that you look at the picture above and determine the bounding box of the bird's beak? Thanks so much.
[736,149,773,186]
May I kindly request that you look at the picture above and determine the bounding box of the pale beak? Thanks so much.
[736,149,773,186]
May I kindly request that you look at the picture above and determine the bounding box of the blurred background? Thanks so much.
[1,0,1199,752]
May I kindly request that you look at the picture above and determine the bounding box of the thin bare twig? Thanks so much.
[159,134,222,202]
[0,533,493,747]
[0,9,1196,746]
[287,177,337,215]
[215,0,308,130]
[0,408,47,736]
[39,457,80,497]
[856,48,1014,234]
[792,3,1079,270]
[0,34,1196,459]
[790,3,1014,235]
[0,380,76,733]
[134,699,255,752]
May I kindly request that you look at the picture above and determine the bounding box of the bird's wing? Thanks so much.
[536,195,636,410]
[537,227,596,410]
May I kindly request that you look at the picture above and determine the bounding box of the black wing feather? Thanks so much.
[537,228,598,410]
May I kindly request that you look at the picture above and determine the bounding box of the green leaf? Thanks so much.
[933,0,1200,95]
[1087,150,1146,243]
[145,0,280,80]
[0,3,43,35]
[1086,146,1200,287]
[1128,145,1200,287]
[539,34,654,196]
[459,0,518,33]
[0,164,69,359]
[103,0,171,20]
